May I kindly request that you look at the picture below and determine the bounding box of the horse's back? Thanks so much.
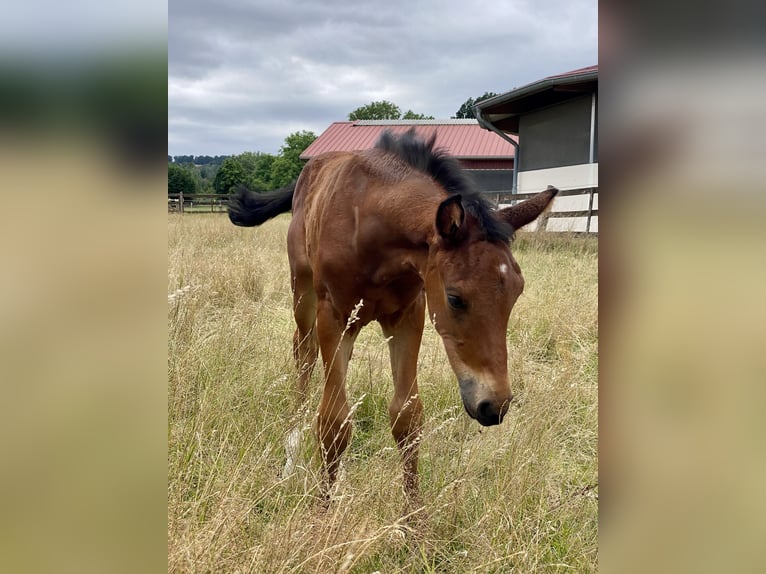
[287,152,365,296]
[287,149,431,319]
[292,151,381,259]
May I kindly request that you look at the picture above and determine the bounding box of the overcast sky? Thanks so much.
[169,0,597,157]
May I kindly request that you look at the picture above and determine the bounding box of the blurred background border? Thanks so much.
[2,1,766,572]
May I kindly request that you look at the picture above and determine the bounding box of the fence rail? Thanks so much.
[169,188,598,233]
[168,193,229,213]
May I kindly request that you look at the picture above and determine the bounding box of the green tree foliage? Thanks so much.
[269,157,296,189]
[190,155,230,165]
[270,130,317,187]
[248,153,277,191]
[280,131,317,163]
[348,100,402,120]
[349,101,434,121]
[168,163,198,195]
[210,131,317,194]
[402,109,435,120]
[197,164,220,189]
[213,156,248,194]
[169,154,230,165]
[168,155,227,192]
[453,92,499,119]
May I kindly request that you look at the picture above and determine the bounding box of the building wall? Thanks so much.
[518,94,595,171]
[517,163,598,193]
[465,169,514,192]
[458,158,514,193]
[459,159,513,170]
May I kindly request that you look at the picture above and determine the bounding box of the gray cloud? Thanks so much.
[169,0,597,155]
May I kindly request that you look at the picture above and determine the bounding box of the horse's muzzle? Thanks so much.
[458,377,510,426]
[475,399,508,426]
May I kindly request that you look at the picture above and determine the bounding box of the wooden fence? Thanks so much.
[168,193,228,213]
[169,188,598,234]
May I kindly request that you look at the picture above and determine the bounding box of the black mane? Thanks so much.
[374,129,513,242]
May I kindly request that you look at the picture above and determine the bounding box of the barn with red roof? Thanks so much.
[301,119,517,193]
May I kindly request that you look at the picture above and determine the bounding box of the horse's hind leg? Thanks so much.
[282,268,317,479]
[292,272,317,405]
[315,297,358,499]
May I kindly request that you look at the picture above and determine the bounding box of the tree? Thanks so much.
[348,101,434,121]
[453,92,498,119]
[270,131,317,188]
[213,153,274,194]
[173,154,194,165]
[210,131,317,194]
[402,110,435,120]
[213,156,247,194]
[348,100,402,121]
[280,131,317,162]
[198,163,220,189]
[168,163,198,195]
[248,153,276,191]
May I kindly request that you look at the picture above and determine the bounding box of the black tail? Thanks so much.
[227,182,296,227]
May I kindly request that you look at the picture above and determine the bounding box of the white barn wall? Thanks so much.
[513,162,599,232]
[517,163,598,193]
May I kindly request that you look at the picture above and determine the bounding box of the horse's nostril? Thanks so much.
[475,400,506,426]
[477,400,495,421]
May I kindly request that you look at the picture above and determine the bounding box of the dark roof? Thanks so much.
[300,119,517,160]
[475,65,598,134]
[542,65,598,81]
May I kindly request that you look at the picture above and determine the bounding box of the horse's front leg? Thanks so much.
[381,294,425,510]
[315,298,358,499]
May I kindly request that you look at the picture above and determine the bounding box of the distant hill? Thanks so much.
[168,155,231,165]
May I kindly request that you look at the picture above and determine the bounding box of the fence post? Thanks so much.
[537,192,551,232]
[179,192,184,214]
[537,211,549,232]
[586,188,594,233]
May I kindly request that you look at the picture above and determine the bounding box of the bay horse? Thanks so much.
[228,129,557,504]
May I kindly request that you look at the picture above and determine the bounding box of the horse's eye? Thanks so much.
[447,293,467,310]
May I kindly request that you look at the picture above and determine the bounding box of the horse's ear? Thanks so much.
[498,186,559,230]
[435,194,466,243]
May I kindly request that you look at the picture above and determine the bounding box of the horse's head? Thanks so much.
[425,187,557,426]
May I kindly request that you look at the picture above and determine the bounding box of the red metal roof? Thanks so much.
[300,120,517,160]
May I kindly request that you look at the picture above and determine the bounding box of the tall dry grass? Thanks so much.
[168,213,598,573]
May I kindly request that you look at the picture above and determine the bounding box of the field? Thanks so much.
[168,213,598,573]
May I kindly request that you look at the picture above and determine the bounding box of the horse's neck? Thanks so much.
[379,186,442,247]
[389,193,445,282]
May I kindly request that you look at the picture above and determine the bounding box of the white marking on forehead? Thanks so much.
[498,263,509,275]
